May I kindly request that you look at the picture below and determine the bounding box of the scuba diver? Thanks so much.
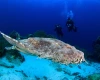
[66,17,77,32]
[54,25,63,37]
[66,10,77,32]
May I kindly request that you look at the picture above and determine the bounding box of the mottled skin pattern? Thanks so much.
[0,31,86,65]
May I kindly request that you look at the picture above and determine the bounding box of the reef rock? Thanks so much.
[0,31,86,65]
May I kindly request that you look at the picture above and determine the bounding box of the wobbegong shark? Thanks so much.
[0,31,86,65]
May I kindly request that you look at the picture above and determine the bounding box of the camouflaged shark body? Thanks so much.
[0,31,86,65]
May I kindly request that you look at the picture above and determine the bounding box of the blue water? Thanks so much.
[0,0,100,79]
[1,0,100,51]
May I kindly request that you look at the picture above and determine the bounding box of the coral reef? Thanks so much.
[0,30,21,58]
[9,30,20,39]
[6,49,25,65]
[92,36,100,62]
[0,36,11,58]
[28,30,55,38]
[87,73,100,80]
[0,31,25,65]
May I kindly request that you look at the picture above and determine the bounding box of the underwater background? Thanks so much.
[0,0,100,80]
[0,0,100,52]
